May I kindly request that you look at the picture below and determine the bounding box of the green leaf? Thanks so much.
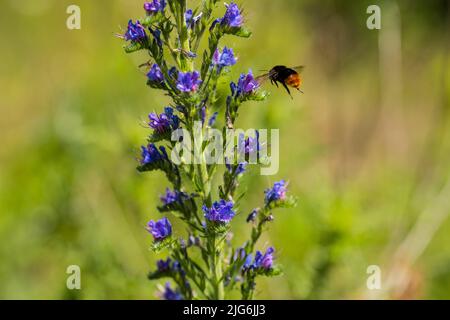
[123,41,145,53]
[150,237,176,253]
[233,27,252,38]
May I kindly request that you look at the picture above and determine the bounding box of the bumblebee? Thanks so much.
[256,65,304,98]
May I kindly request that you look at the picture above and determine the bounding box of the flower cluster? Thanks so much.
[211,2,243,29]
[213,47,237,68]
[140,143,165,165]
[148,107,179,134]
[203,200,236,223]
[120,1,296,300]
[160,188,183,205]
[243,247,275,271]
[147,217,172,241]
[226,161,247,176]
[176,71,202,92]
[185,9,202,29]
[144,0,166,14]
[265,180,287,205]
[162,282,182,300]
[124,20,147,42]
[147,63,164,83]
[231,70,260,97]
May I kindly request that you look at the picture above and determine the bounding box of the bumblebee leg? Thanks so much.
[282,82,293,98]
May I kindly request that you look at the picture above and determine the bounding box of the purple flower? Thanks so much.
[147,63,164,82]
[238,132,259,156]
[264,180,287,205]
[160,188,188,205]
[203,200,235,223]
[246,209,258,223]
[212,2,243,29]
[148,107,179,134]
[160,188,178,205]
[200,106,206,125]
[176,71,202,92]
[210,18,222,31]
[185,9,202,29]
[188,235,200,246]
[208,112,218,126]
[223,2,243,27]
[185,9,193,24]
[168,67,178,79]
[237,70,259,95]
[156,258,172,272]
[124,20,146,42]
[140,143,164,165]
[147,217,172,241]
[144,0,166,14]
[253,247,275,269]
[162,282,182,300]
[213,47,237,67]
[234,247,247,261]
[243,253,253,269]
[226,161,247,175]
[149,27,162,47]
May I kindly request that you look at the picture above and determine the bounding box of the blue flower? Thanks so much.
[149,27,163,47]
[264,180,287,205]
[236,162,247,174]
[124,20,146,42]
[223,2,243,27]
[185,9,202,29]
[203,200,235,223]
[200,106,206,125]
[147,217,172,241]
[212,2,243,29]
[160,188,188,205]
[242,253,253,270]
[246,209,258,223]
[148,107,179,134]
[238,132,259,156]
[162,282,182,300]
[188,235,200,246]
[233,247,246,261]
[176,71,202,92]
[147,63,164,83]
[160,188,178,205]
[208,112,218,126]
[144,0,166,14]
[237,69,259,95]
[156,258,172,272]
[213,47,237,67]
[253,247,275,269]
[140,143,164,165]
[226,161,247,175]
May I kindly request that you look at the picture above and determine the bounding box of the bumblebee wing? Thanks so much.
[291,66,305,74]
[255,72,271,85]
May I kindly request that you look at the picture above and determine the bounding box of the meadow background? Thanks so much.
[0,0,449,299]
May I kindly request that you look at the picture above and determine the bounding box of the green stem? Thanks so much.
[178,1,193,71]
[247,208,268,253]
[211,234,224,300]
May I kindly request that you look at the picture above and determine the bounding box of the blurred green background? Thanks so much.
[0,0,449,299]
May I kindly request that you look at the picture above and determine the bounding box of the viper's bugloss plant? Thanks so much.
[119,1,297,300]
